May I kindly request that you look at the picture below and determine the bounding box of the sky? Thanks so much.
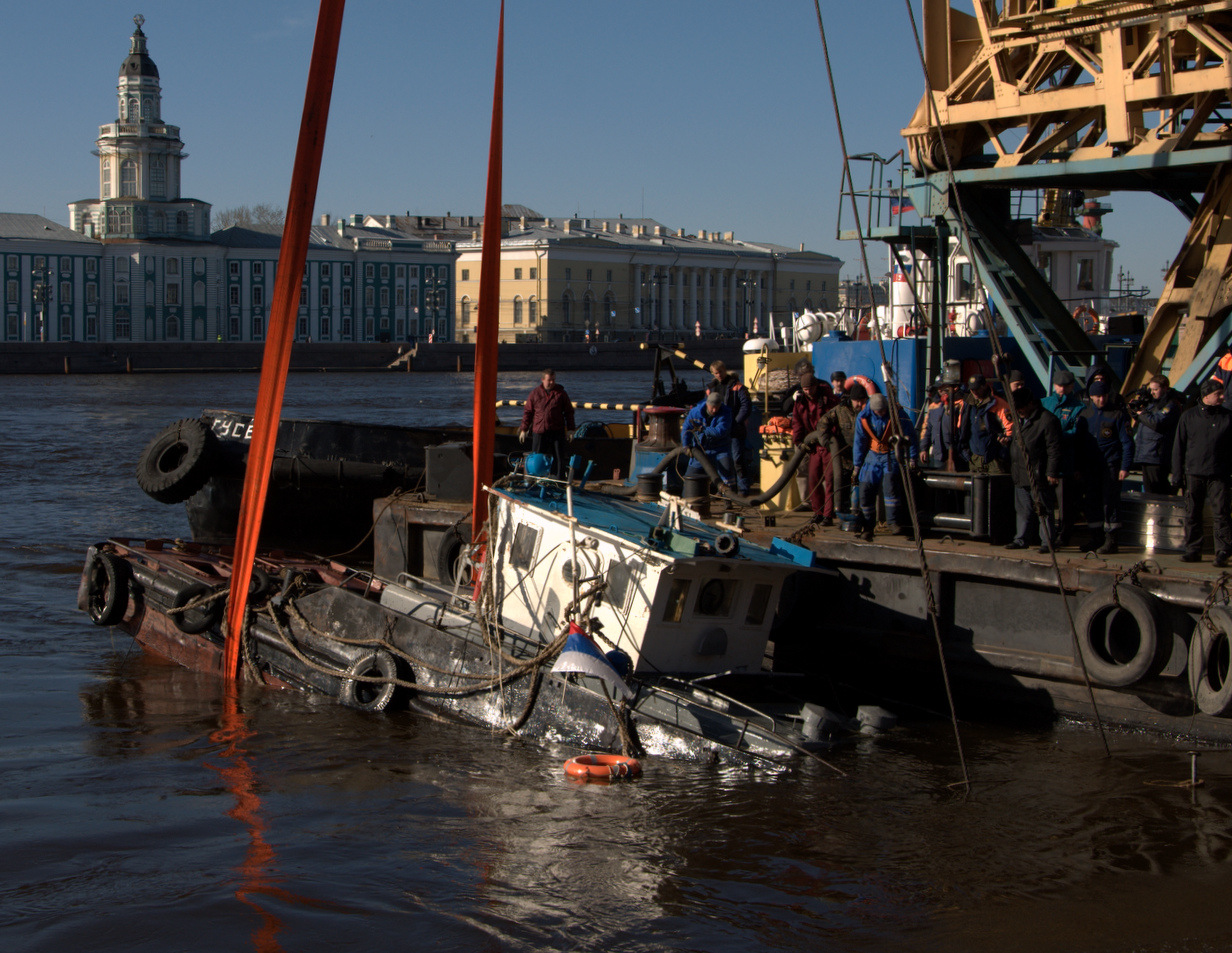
[1,0,1189,296]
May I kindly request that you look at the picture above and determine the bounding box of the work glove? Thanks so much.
[518,430,527,444]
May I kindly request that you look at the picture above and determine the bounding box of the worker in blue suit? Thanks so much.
[852,393,918,542]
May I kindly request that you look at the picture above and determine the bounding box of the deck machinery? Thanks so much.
[841,0,1232,395]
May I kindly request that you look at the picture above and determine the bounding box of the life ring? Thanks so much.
[1073,585,1163,687]
[1073,304,1099,334]
[1188,606,1232,716]
[564,754,642,781]
[135,418,218,504]
[87,552,129,626]
[173,581,222,635]
[338,649,399,712]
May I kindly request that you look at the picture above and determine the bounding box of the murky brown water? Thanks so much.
[3,370,1232,952]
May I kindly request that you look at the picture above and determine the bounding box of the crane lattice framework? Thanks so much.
[900,0,1232,392]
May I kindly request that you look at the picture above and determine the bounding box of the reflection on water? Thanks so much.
[5,372,1232,952]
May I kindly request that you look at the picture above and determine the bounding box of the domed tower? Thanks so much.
[69,15,210,241]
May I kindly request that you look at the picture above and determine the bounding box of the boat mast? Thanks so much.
[222,0,345,679]
[471,0,505,547]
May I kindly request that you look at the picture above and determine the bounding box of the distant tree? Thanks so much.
[214,203,285,231]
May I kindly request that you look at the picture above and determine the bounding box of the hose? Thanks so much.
[745,432,819,505]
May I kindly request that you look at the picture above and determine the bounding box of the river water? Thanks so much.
[2,369,1232,952]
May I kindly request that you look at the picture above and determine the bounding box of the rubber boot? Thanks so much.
[1096,530,1118,555]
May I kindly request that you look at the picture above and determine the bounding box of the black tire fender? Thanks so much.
[173,581,222,634]
[338,650,398,712]
[87,552,129,626]
[1074,585,1163,688]
[1189,606,1232,716]
[436,529,472,586]
[135,418,217,504]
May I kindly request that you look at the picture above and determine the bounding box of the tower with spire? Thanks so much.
[69,15,210,241]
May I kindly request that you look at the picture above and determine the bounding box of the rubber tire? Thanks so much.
[1074,585,1162,688]
[248,566,272,600]
[87,552,129,626]
[135,418,217,504]
[436,530,472,586]
[1189,606,1232,716]
[338,650,398,712]
[173,581,222,635]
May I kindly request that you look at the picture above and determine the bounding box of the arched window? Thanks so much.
[176,210,189,232]
[561,292,572,325]
[193,281,205,307]
[460,297,471,326]
[150,158,166,199]
[165,315,180,340]
[528,296,537,325]
[513,296,523,325]
[127,97,138,121]
[604,292,615,325]
[154,211,165,233]
[101,159,111,199]
[582,293,593,328]
[120,160,137,197]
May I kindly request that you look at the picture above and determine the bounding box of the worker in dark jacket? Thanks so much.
[1004,389,1062,552]
[958,374,1013,473]
[707,361,753,493]
[1171,379,1232,564]
[791,371,838,521]
[682,392,735,489]
[918,380,955,469]
[520,368,575,478]
[1131,375,1183,494]
[816,382,868,526]
[1077,379,1134,554]
[1041,368,1085,543]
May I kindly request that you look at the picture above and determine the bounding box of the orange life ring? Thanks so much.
[563,754,642,781]
[1073,304,1098,333]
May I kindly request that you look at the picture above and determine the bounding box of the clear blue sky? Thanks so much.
[2,0,1186,295]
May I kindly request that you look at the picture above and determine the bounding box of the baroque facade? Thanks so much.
[1,17,839,346]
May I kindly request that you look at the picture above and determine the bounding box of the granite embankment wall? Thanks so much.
[0,340,744,375]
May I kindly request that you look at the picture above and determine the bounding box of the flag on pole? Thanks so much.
[552,622,633,699]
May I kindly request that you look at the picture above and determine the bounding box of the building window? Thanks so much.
[530,267,537,280]
[342,263,352,279]
[342,287,352,307]
[60,257,71,273]
[299,285,307,307]
[86,284,98,305]
[229,286,240,307]
[176,211,189,232]
[365,286,374,308]
[789,279,795,291]
[252,261,264,277]
[194,281,205,306]
[438,266,448,280]
[114,310,131,339]
[565,268,572,281]
[7,255,19,271]
[586,269,593,281]
[529,296,537,325]
[150,158,166,198]
[365,263,374,279]
[395,287,405,307]
[379,287,389,307]
[102,159,111,198]
[166,315,181,340]
[252,286,264,307]
[607,270,613,282]
[5,281,16,304]
[86,259,97,276]
[320,316,331,339]
[513,296,523,324]
[115,280,129,305]
[380,264,390,279]
[320,286,331,308]
[514,267,522,280]
[253,315,264,340]
[460,297,471,326]
[297,316,308,338]
[120,160,137,197]
[229,315,240,339]
[461,269,470,281]
[58,282,71,305]
[341,316,352,339]
[396,265,405,278]
[229,261,240,277]
[562,293,572,324]
[320,262,331,278]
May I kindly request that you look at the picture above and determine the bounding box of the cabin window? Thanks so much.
[607,561,632,611]
[695,578,736,617]
[510,523,539,571]
[745,583,773,626]
[1076,257,1094,291]
[955,263,974,301]
[1037,252,1052,285]
[663,579,692,623]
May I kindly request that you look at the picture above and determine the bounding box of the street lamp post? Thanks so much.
[651,270,666,341]
[31,260,50,342]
